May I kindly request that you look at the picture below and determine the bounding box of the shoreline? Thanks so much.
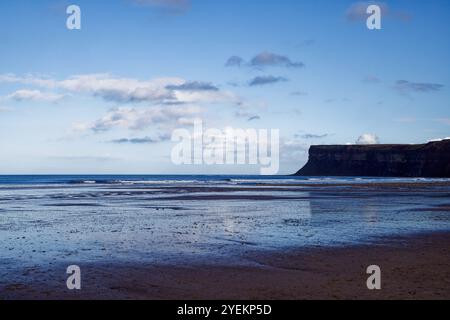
[2,231,449,300]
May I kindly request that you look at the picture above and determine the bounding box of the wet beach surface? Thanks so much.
[0,176,449,299]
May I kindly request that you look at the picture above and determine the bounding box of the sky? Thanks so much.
[0,0,449,174]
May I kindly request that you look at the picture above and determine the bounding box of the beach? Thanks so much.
[0,176,449,299]
[1,232,449,300]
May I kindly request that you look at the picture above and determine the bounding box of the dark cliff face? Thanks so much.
[295,140,450,178]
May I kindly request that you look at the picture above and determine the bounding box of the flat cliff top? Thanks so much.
[309,140,450,152]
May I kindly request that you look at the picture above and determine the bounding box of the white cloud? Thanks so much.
[57,74,178,103]
[356,133,380,145]
[2,73,243,137]
[78,105,203,132]
[7,89,65,102]
[0,73,238,106]
[0,73,56,87]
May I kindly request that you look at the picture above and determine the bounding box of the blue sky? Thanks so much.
[0,0,449,174]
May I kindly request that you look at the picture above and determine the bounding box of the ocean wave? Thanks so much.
[70,179,207,186]
[2,175,450,187]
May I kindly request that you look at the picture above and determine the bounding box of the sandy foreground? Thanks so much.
[1,232,449,300]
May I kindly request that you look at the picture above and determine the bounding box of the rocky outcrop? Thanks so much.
[295,140,450,177]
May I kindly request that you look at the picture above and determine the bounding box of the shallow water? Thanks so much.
[1,175,450,268]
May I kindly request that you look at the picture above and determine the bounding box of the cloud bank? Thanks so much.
[1,73,236,105]
[77,105,202,133]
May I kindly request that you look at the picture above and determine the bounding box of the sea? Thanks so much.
[1,175,450,267]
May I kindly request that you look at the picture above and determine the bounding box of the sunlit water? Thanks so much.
[1,175,450,268]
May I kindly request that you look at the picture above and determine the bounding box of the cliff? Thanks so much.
[295,140,450,178]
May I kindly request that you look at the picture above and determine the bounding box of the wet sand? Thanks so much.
[2,232,449,300]
[1,178,450,300]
